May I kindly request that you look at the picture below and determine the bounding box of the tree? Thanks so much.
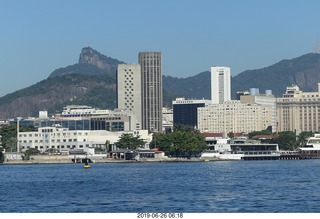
[23,148,40,160]
[151,128,207,157]
[115,133,146,151]
[0,125,37,151]
[228,132,234,139]
[173,124,195,132]
[105,140,110,152]
[0,125,18,151]
[248,130,272,139]
[0,151,4,163]
[272,131,299,150]
[297,131,314,147]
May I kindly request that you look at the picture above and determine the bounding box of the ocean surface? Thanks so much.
[1,159,320,213]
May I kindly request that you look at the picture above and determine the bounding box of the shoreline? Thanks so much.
[0,157,224,165]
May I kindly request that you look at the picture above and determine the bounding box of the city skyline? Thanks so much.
[1,0,320,97]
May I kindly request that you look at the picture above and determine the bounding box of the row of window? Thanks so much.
[19,133,89,137]
[21,144,90,150]
[20,138,87,143]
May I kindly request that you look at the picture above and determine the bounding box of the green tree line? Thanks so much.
[248,130,314,150]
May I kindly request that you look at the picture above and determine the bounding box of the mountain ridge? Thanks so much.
[1,48,320,119]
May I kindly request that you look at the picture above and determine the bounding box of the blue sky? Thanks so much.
[0,0,319,97]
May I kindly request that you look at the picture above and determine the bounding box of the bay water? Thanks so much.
[1,159,320,213]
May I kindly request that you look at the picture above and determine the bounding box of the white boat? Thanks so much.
[299,134,320,159]
[201,137,280,160]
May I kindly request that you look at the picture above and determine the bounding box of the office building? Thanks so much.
[211,67,231,104]
[276,83,320,133]
[139,52,163,132]
[11,106,138,132]
[117,64,142,129]
[172,98,211,128]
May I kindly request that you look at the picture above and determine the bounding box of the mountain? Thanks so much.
[0,74,117,119]
[162,71,211,106]
[48,47,125,78]
[231,53,320,97]
[1,48,320,119]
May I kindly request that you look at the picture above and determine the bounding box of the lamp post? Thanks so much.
[17,118,20,153]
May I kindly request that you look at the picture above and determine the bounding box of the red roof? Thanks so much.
[201,132,247,138]
[252,135,274,139]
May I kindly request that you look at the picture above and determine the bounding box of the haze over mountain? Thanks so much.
[0,47,320,119]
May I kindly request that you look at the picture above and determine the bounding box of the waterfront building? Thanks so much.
[197,100,273,134]
[211,66,231,104]
[139,52,163,133]
[276,83,320,132]
[11,106,138,132]
[117,64,142,130]
[172,98,211,129]
[18,125,152,153]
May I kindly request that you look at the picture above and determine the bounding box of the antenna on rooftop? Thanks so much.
[313,35,319,53]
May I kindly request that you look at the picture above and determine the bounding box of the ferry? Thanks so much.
[299,134,320,159]
[201,137,280,160]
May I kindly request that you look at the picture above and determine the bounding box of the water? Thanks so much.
[1,160,320,213]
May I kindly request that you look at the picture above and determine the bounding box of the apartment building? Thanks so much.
[197,100,273,134]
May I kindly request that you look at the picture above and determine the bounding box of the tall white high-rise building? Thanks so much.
[117,64,142,129]
[211,67,231,104]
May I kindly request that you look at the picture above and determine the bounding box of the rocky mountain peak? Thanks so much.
[48,47,125,78]
[78,46,118,71]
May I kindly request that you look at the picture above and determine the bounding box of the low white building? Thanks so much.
[18,125,152,153]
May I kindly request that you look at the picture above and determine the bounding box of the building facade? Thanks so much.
[117,64,142,129]
[162,107,173,133]
[18,126,152,153]
[197,100,273,134]
[12,106,138,132]
[240,91,276,132]
[211,67,231,104]
[139,52,163,132]
[172,98,211,128]
[276,84,320,133]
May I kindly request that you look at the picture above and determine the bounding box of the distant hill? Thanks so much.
[162,71,211,106]
[1,48,320,119]
[0,74,117,118]
[231,53,320,98]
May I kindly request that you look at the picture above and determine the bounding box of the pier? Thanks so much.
[279,151,300,160]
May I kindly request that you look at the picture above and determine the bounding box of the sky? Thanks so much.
[1,0,320,97]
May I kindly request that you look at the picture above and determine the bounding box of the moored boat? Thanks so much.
[299,134,320,159]
[201,137,280,160]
